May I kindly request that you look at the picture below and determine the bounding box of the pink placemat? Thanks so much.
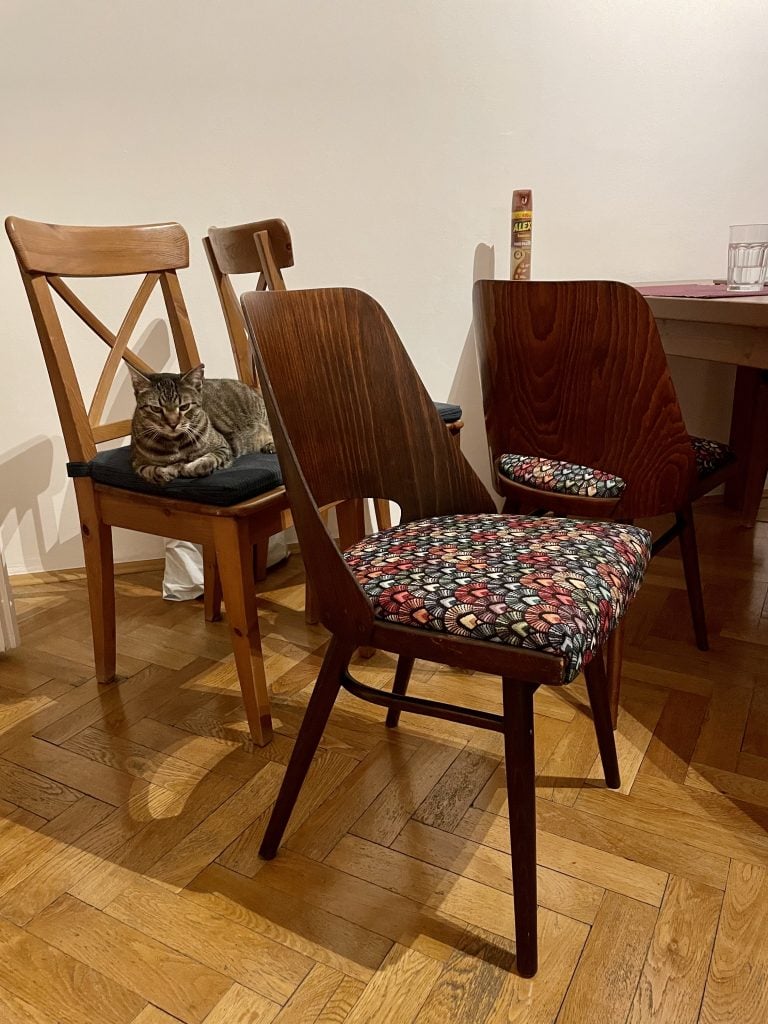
[637,283,768,299]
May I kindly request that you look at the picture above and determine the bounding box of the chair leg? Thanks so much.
[253,543,269,583]
[374,498,392,531]
[385,656,415,728]
[214,518,272,746]
[676,504,709,651]
[606,619,624,729]
[584,654,621,789]
[502,680,538,978]
[260,634,352,858]
[202,544,223,622]
[75,482,116,683]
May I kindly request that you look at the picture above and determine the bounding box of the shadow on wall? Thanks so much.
[447,242,500,506]
[0,319,171,575]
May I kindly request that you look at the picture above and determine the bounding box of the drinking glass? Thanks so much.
[727,224,768,292]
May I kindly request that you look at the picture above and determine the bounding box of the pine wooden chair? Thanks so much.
[240,285,652,977]
[204,218,464,531]
[473,280,738,723]
[5,216,293,746]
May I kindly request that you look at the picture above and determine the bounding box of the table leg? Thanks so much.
[724,366,768,527]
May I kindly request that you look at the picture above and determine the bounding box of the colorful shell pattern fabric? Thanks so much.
[498,454,625,499]
[343,514,651,683]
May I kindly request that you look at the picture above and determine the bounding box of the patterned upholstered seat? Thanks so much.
[498,454,626,499]
[344,514,651,683]
[690,436,734,478]
[499,435,733,499]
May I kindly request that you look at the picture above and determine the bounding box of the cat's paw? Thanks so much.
[260,441,277,454]
[178,455,220,478]
[135,464,178,485]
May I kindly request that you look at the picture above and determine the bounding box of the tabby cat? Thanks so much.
[129,364,275,485]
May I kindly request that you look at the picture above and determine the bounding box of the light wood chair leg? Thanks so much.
[374,498,392,531]
[253,543,269,583]
[214,518,272,746]
[75,481,116,683]
[502,680,538,978]
[202,544,222,622]
[677,504,709,651]
[584,655,621,789]
[260,635,351,858]
[606,619,624,729]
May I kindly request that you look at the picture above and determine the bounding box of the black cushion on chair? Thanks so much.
[434,402,462,424]
[67,446,283,507]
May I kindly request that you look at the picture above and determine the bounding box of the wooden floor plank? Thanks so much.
[105,877,313,1004]
[699,860,768,1024]
[628,876,722,1024]
[27,894,232,1023]
[556,892,657,1024]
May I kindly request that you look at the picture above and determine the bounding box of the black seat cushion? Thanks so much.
[434,401,462,424]
[68,446,283,507]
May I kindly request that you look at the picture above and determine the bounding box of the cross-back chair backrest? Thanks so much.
[241,287,494,639]
[6,216,199,464]
[473,280,697,520]
[204,219,293,387]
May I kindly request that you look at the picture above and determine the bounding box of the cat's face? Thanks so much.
[129,364,205,438]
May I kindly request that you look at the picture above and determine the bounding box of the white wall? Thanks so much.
[2,0,766,574]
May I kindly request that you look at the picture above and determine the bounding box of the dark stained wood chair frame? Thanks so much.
[5,215,291,746]
[472,279,738,723]
[240,285,623,978]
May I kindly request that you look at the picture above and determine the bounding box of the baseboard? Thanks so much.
[10,558,165,587]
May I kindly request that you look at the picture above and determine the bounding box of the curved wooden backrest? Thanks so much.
[473,280,697,519]
[6,217,188,277]
[5,217,200,462]
[204,219,293,388]
[241,287,494,638]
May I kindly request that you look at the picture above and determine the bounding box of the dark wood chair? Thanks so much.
[5,216,294,746]
[204,218,464,531]
[473,280,738,721]
[240,285,653,977]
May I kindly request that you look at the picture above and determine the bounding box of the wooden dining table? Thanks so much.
[642,286,768,527]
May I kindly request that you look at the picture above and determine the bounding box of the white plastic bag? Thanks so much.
[162,535,289,601]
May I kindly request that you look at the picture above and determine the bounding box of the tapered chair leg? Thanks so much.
[385,656,415,728]
[260,635,352,858]
[202,544,223,622]
[605,619,624,729]
[75,481,116,684]
[677,503,709,651]
[253,543,269,583]
[214,518,272,746]
[584,653,621,789]
[502,680,538,978]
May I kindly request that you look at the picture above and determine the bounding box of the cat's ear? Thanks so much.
[128,365,153,396]
[181,364,205,392]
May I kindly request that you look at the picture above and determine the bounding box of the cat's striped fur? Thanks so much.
[129,364,275,485]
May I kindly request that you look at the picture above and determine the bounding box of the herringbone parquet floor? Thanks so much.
[1,499,767,1024]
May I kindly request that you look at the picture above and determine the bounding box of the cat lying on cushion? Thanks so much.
[129,363,275,485]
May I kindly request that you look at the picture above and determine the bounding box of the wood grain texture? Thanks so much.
[699,860,768,1024]
[628,876,722,1024]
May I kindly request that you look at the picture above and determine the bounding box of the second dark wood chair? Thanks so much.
[473,280,737,720]
[240,285,653,977]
